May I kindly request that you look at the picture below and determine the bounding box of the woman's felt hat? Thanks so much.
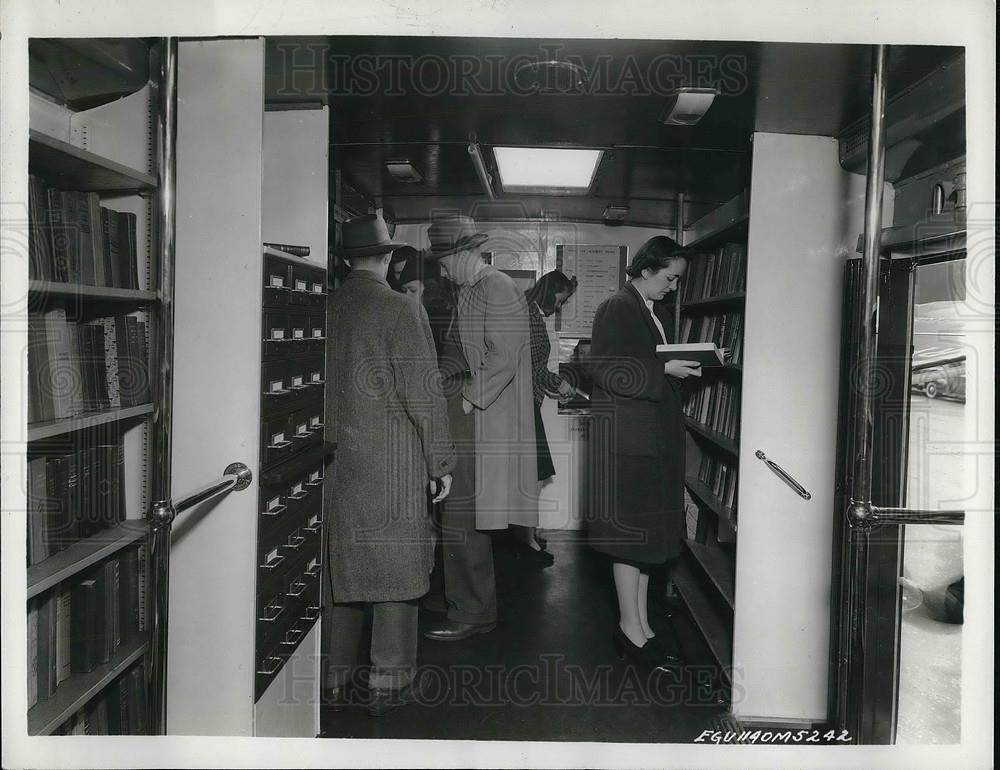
[337,213,405,257]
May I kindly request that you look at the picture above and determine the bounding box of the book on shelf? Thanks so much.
[263,242,310,257]
[102,558,121,663]
[656,342,725,367]
[70,574,104,674]
[28,175,54,282]
[27,457,50,565]
[27,602,39,709]
[55,585,73,685]
[39,306,84,419]
[36,593,58,701]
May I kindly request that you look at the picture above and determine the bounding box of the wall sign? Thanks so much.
[555,244,627,337]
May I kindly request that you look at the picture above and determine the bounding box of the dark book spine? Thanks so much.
[120,212,139,290]
[86,323,111,410]
[119,547,137,645]
[124,316,149,406]
[36,594,57,700]
[78,322,98,411]
[46,188,69,282]
[72,190,98,286]
[94,567,110,665]
[28,175,53,281]
[44,307,83,419]
[104,558,121,659]
[27,457,49,566]
[61,190,84,284]
[102,207,122,288]
[77,448,96,539]
[115,440,126,522]
[114,316,134,408]
[86,193,107,286]
[70,579,98,673]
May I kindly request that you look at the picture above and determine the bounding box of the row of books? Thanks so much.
[678,311,745,365]
[682,242,747,302]
[28,307,150,424]
[696,453,739,511]
[28,176,141,288]
[55,663,147,736]
[684,380,742,442]
[27,446,126,566]
[27,547,145,709]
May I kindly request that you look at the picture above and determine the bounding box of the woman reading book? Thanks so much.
[585,235,699,673]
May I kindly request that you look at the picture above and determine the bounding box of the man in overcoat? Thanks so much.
[324,213,455,715]
[422,214,538,641]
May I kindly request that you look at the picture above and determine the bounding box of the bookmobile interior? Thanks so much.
[17,34,982,750]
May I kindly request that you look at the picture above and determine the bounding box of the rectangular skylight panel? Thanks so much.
[493,147,603,194]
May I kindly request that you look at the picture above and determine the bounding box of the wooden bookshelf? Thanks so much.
[29,129,157,194]
[27,520,147,600]
[683,189,750,250]
[27,404,154,441]
[685,476,738,535]
[28,281,158,304]
[684,539,736,608]
[673,560,733,672]
[684,416,739,458]
[28,638,148,736]
[682,292,746,310]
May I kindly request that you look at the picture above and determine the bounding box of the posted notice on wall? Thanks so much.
[555,244,627,337]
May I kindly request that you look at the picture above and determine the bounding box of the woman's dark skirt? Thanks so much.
[534,400,556,482]
[584,391,685,564]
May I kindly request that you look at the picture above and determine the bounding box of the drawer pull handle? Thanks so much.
[261,504,287,517]
[259,603,285,623]
[286,580,308,598]
[303,604,320,621]
[261,554,286,571]
[257,656,282,675]
[281,628,305,646]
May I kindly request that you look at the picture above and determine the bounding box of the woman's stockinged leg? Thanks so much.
[612,561,646,647]
[637,571,656,640]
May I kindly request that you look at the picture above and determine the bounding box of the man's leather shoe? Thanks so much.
[367,674,425,717]
[422,619,496,641]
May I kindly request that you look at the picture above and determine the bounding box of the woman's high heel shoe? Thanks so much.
[613,627,682,673]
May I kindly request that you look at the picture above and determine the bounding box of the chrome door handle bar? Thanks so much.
[755,449,812,500]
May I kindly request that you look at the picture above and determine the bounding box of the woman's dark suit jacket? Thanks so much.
[585,282,685,563]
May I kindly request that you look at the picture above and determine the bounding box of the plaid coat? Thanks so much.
[325,270,456,602]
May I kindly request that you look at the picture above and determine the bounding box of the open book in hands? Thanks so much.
[655,343,726,367]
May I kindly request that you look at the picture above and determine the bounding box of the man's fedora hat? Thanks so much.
[425,214,489,260]
[337,213,405,257]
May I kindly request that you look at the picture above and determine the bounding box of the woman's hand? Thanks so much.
[462,396,474,414]
[556,379,576,401]
[430,474,453,503]
[664,360,702,379]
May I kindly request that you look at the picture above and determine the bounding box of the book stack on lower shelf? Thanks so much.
[27,542,148,736]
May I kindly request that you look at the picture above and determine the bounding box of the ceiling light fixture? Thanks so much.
[659,87,719,126]
[384,159,423,183]
[602,204,629,226]
[493,147,603,195]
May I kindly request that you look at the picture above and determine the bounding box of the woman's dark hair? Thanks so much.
[524,270,578,315]
[625,235,686,279]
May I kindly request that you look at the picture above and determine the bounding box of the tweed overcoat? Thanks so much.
[584,282,685,563]
[325,270,456,602]
[456,266,538,530]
